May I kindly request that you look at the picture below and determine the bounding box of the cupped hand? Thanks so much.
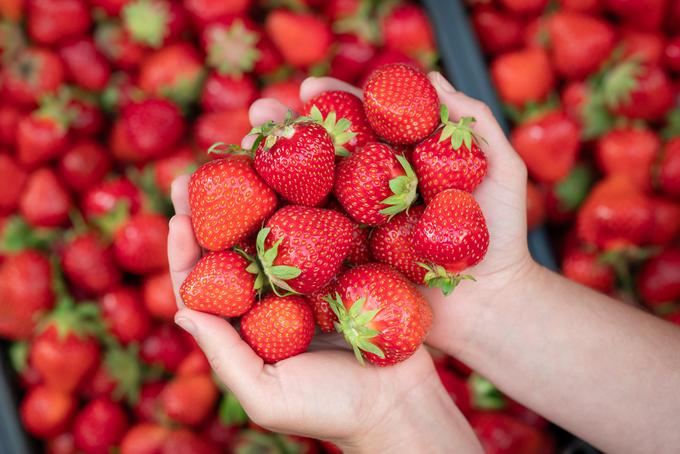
[167,77,481,452]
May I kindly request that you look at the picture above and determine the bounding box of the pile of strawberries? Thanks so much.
[472,0,680,320]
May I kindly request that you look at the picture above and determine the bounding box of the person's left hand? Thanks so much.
[167,78,481,453]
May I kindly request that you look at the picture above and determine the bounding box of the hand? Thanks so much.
[167,77,482,453]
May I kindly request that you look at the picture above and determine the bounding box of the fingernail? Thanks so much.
[434,72,456,94]
[175,316,197,336]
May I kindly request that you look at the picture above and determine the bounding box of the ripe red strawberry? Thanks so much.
[329,33,377,84]
[470,412,548,454]
[57,140,112,193]
[659,137,680,199]
[180,251,257,317]
[176,349,211,376]
[260,79,303,112]
[202,18,263,77]
[491,49,554,107]
[138,43,205,108]
[100,287,153,344]
[647,197,680,246]
[120,423,170,454]
[140,324,190,372]
[370,205,427,284]
[240,294,315,363]
[334,142,419,226]
[511,111,580,183]
[638,249,680,312]
[307,269,344,333]
[257,205,353,294]
[526,182,545,230]
[359,48,421,86]
[58,37,112,91]
[184,0,252,28]
[163,428,220,454]
[0,154,27,215]
[0,250,54,340]
[577,176,653,250]
[413,107,487,202]
[0,105,22,147]
[20,168,71,228]
[380,4,436,65]
[595,126,659,190]
[1,47,64,107]
[194,108,252,151]
[27,0,90,45]
[113,213,169,275]
[605,0,665,31]
[665,34,680,73]
[30,301,102,393]
[615,64,674,122]
[326,263,432,366]
[547,12,615,80]
[94,22,147,71]
[151,145,196,195]
[68,96,105,138]
[620,30,664,65]
[252,119,337,206]
[265,10,332,68]
[61,233,121,296]
[82,177,141,220]
[436,366,472,415]
[121,0,188,49]
[133,381,164,421]
[200,72,258,112]
[161,374,219,426]
[562,249,615,293]
[120,99,185,162]
[73,397,128,454]
[17,107,71,169]
[363,63,439,145]
[302,91,376,155]
[472,6,523,56]
[20,385,76,439]
[142,272,176,321]
[413,189,490,294]
[189,156,277,251]
[499,0,548,15]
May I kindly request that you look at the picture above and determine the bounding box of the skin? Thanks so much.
[169,73,680,453]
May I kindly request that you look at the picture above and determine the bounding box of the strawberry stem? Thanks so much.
[255,227,302,295]
[417,262,475,296]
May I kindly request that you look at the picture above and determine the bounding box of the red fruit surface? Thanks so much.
[562,249,615,293]
[162,429,220,454]
[73,397,128,454]
[140,324,189,372]
[17,114,69,169]
[526,182,545,230]
[59,37,111,91]
[665,34,680,73]
[0,105,22,147]
[20,385,76,439]
[121,99,185,161]
[20,168,71,227]
[184,0,252,27]
[329,33,377,83]
[260,80,303,112]
[595,127,659,190]
[81,177,141,220]
[638,249,680,309]
[615,65,675,121]
[138,43,204,107]
[240,295,315,363]
[380,4,436,61]
[120,423,170,454]
[307,272,342,333]
[472,6,524,56]
[659,138,680,199]
[1,47,64,107]
[100,287,153,344]
[620,30,664,65]
[57,141,112,193]
[363,63,439,145]
[62,233,121,296]
[28,0,91,45]
[113,213,169,275]
[161,374,219,426]
[491,49,554,107]
[200,72,258,112]
[265,10,332,67]
[194,107,252,151]
[471,412,546,454]
[189,157,277,251]
[142,272,177,321]
[647,197,680,246]
[499,0,548,15]
[436,367,472,415]
[180,250,256,317]
[0,154,27,215]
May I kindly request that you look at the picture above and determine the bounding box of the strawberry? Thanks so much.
[81,177,141,220]
[526,182,545,230]
[113,213,169,275]
[122,0,188,49]
[68,97,105,138]
[0,105,22,147]
[647,197,680,246]
[302,91,376,155]
[359,48,421,85]
[251,118,337,206]
[100,287,153,344]
[380,3,436,65]
[260,79,303,112]
[620,30,664,65]
[94,22,147,71]
[184,0,252,28]
[138,43,205,108]
[17,103,71,169]
[472,6,524,56]
[665,35,680,73]
[659,137,680,199]
[265,10,332,68]
[256,205,353,294]
[307,269,344,333]
[189,156,277,251]
[413,107,487,202]
[142,272,177,321]
[120,99,185,162]
[20,168,71,228]
[1,47,64,107]
[491,49,554,107]
[58,37,112,91]
[161,374,219,426]
[200,72,258,112]
[596,126,659,190]
[577,176,653,250]
[202,18,262,77]
[325,263,432,366]
[180,251,257,317]
[511,111,580,184]
[176,349,211,376]
[334,142,418,226]
[73,397,128,454]
[413,189,490,294]
[57,140,112,193]
[562,249,615,293]
[140,324,190,372]
[437,367,472,415]
[0,250,54,340]
[47,432,77,454]
[120,423,170,454]
[470,412,548,454]
[240,294,315,363]
[559,0,601,13]
[499,0,548,15]
[329,33,377,84]
[370,205,427,284]
[133,381,164,421]
[61,233,122,296]
[638,249,680,312]
[163,429,220,454]
[151,145,196,194]
[605,0,665,31]
[363,63,439,145]
[548,12,615,80]
[20,385,76,439]
[30,300,102,393]
[0,154,27,215]
[27,0,90,45]
[194,108,252,151]
[616,64,674,122]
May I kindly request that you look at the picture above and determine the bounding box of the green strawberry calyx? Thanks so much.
[233,246,267,295]
[324,292,384,365]
[379,155,419,217]
[303,105,357,157]
[207,142,253,157]
[206,19,262,77]
[255,227,302,296]
[38,298,105,340]
[105,343,143,405]
[469,373,507,410]
[417,262,475,296]
[122,0,170,49]
[438,105,481,151]
[249,111,299,152]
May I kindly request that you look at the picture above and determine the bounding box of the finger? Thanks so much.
[171,174,191,216]
[168,214,201,306]
[241,98,291,149]
[300,77,363,102]
[174,308,266,399]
